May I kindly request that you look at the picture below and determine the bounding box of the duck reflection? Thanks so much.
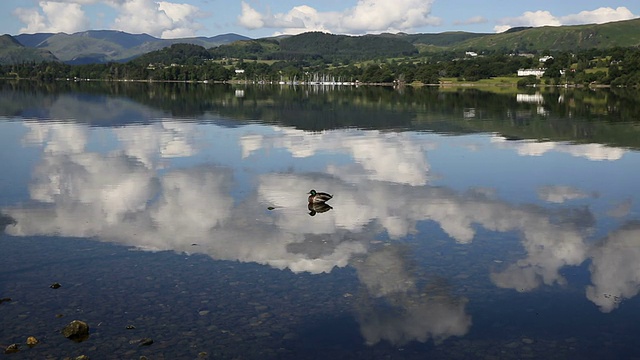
[0,214,16,232]
[308,202,333,216]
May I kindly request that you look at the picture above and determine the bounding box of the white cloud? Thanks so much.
[14,1,91,34]
[561,6,636,25]
[110,0,204,38]
[238,1,265,30]
[157,1,206,38]
[495,7,637,33]
[13,0,205,38]
[238,0,441,35]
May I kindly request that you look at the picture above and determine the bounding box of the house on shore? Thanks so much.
[517,69,546,77]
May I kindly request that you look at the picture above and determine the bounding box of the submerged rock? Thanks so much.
[62,320,90,342]
[130,338,154,346]
[4,344,20,354]
[0,297,12,304]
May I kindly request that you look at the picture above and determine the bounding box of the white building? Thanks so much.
[517,69,546,77]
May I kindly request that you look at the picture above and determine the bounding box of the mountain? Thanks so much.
[13,30,251,64]
[0,34,59,64]
[5,18,640,66]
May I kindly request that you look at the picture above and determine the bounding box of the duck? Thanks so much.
[308,189,333,204]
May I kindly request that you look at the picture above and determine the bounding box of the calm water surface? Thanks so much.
[1,81,640,359]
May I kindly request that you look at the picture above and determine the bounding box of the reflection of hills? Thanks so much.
[2,80,640,149]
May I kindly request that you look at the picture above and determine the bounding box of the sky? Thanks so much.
[0,0,639,39]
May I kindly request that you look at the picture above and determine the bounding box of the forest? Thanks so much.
[2,42,640,87]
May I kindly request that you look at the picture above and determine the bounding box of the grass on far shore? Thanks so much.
[439,76,520,86]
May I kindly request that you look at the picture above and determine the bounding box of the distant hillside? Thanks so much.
[278,32,417,59]
[209,19,640,62]
[12,30,251,64]
[452,18,640,52]
[208,39,280,60]
[403,31,489,47]
[132,43,212,65]
[210,32,418,61]
[0,34,58,64]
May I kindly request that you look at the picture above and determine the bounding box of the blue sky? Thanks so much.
[1,0,638,39]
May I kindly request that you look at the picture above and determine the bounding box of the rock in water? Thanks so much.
[26,336,39,347]
[62,320,90,342]
[4,344,19,354]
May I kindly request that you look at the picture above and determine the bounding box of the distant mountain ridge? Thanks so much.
[2,18,640,65]
[11,30,251,64]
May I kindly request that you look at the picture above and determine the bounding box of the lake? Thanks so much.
[1,80,640,359]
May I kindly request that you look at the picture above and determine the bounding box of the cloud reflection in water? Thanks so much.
[2,117,640,348]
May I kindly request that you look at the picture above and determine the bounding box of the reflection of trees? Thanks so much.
[2,81,640,149]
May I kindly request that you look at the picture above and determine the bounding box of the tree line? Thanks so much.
[2,43,640,86]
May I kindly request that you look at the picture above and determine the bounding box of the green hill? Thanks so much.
[204,19,640,62]
[132,43,213,65]
[452,18,640,52]
[404,31,490,47]
[278,32,417,59]
[210,32,418,61]
[0,34,58,64]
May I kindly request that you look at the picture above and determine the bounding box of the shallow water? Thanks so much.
[1,81,640,359]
